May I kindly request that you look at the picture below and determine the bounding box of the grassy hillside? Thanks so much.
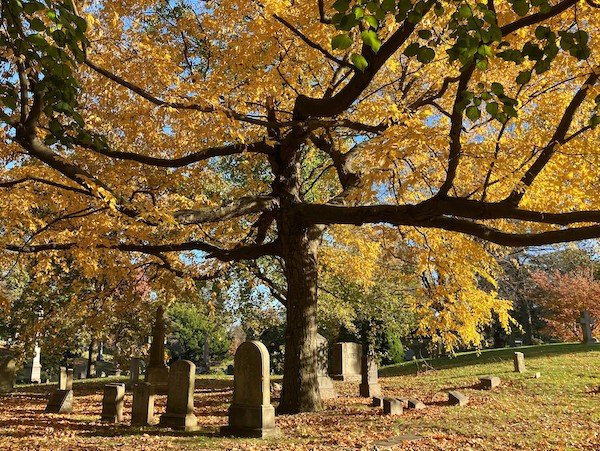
[1,343,598,450]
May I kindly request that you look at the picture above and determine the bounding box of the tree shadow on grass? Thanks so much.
[380,343,600,377]
[78,425,221,439]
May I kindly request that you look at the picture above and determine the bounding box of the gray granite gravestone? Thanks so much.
[448,391,469,406]
[159,360,198,431]
[101,383,125,422]
[30,345,42,383]
[146,306,170,394]
[383,397,402,415]
[330,342,362,382]
[359,344,381,398]
[514,352,526,373]
[480,375,501,390]
[221,341,280,438]
[0,349,16,394]
[316,334,336,399]
[132,382,155,426]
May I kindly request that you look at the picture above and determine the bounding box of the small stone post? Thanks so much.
[513,352,526,373]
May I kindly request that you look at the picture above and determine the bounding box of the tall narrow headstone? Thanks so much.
[316,334,336,399]
[30,345,42,384]
[0,349,16,394]
[221,341,280,438]
[580,311,596,344]
[131,382,155,426]
[359,343,381,398]
[146,306,169,394]
[330,342,362,382]
[159,360,197,430]
[130,357,142,385]
[513,352,526,373]
[97,342,104,362]
[101,383,125,422]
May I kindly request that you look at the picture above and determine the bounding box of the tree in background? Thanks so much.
[167,298,231,369]
[531,265,600,341]
[2,0,600,412]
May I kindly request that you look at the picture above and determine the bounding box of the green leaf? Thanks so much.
[332,33,353,51]
[416,46,435,63]
[466,106,481,121]
[351,53,369,71]
[404,42,420,57]
[361,30,382,53]
[476,59,488,70]
[512,0,530,16]
[516,70,531,85]
[364,15,379,29]
[381,0,396,12]
[458,5,472,18]
[491,82,504,96]
[418,30,432,40]
[333,0,351,12]
[486,102,499,116]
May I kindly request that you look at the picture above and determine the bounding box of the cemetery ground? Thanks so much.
[1,343,598,450]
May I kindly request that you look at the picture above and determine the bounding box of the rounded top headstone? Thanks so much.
[233,341,270,406]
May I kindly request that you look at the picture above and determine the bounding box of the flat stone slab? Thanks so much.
[373,434,423,449]
[479,375,501,390]
[407,398,426,410]
[448,391,469,406]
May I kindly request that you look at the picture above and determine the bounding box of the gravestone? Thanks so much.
[448,391,468,406]
[330,342,362,382]
[0,349,16,394]
[372,396,383,407]
[101,383,125,422]
[130,357,142,385]
[97,342,104,362]
[146,306,169,394]
[479,375,501,390]
[221,341,280,438]
[513,352,526,373]
[580,311,596,344]
[159,360,198,431]
[359,344,381,398]
[30,345,42,383]
[79,370,87,379]
[58,367,74,390]
[383,397,402,415]
[131,382,155,426]
[45,389,73,413]
[316,334,336,399]
[407,398,426,410]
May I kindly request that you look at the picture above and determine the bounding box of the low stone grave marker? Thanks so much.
[407,398,426,410]
[359,344,381,398]
[46,367,74,413]
[101,383,125,422]
[0,350,16,394]
[448,391,469,406]
[316,334,336,399]
[382,397,402,415]
[533,372,541,379]
[514,352,526,373]
[221,341,280,438]
[330,342,362,382]
[131,382,155,426]
[159,360,198,431]
[372,396,383,407]
[479,375,501,390]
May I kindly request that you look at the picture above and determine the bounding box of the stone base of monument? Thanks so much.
[221,404,281,438]
[318,375,337,399]
[359,382,381,398]
[330,373,361,382]
[146,366,169,395]
[159,412,199,431]
[45,389,73,413]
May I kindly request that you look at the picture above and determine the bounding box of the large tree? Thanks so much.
[1,0,599,413]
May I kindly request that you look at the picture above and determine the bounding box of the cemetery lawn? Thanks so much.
[1,343,598,450]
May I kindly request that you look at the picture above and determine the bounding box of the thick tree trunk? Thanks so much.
[277,222,322,414]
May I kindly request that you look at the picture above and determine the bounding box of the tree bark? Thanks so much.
[277,220,322,414]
